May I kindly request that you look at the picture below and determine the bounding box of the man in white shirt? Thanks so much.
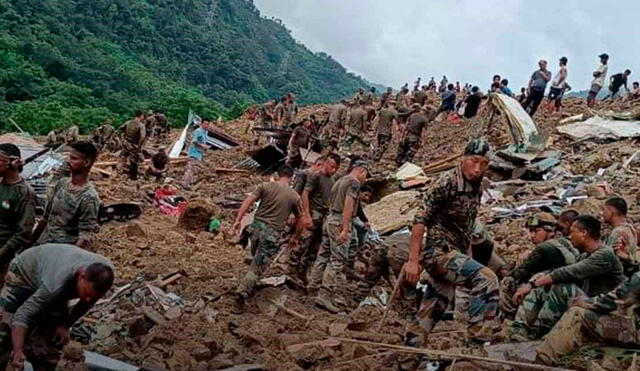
[547,57,568,112]
[587,53,608,108]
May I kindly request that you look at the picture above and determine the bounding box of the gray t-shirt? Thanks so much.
[6,244,113,328]
[531,69,551,91]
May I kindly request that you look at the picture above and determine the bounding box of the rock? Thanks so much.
[582,152,613,173]
[164,306,182,320]
[191,344,212,361]
[126,221,148,238]
[63,341,85,361]
[178,200,217,231]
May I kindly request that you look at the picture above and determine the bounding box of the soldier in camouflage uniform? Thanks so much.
[286,117,313,169]
[0,144,36,280]
[354,222,505,313]
[402,139,499,343]
[341,102,370,150]
[371,100,397,161]
[288,154,340,285]
[512,215,624,339]
[119,110,147,180]
[63,125,79,144]
[324,100,349,150]
[36,142,100,249]
[152,110,169,139]
[313,160,368,313]
[396,104,433,167]
[500,212,579,319]
[603,197,639,275]
[0,244,113,371]
[536,270,640,365]
[231,166,300,311]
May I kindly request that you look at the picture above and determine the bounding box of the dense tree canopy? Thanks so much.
[0,0,372,134]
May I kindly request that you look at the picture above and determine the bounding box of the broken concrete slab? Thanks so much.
[558,116,640,141]
[364,190,420,234]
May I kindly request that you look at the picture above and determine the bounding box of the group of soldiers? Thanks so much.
[44,110,170,181]
[231,123,640,366]
[0,141,114,370]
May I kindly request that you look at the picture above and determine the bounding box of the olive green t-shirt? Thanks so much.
[329,174,361,216]
[304,172,335,213]
[252,182,300,231]
[377,108,397,136]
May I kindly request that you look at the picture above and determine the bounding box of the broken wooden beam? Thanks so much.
[213,168,250,174]
[329,337,575,371]
[159,273,183,288]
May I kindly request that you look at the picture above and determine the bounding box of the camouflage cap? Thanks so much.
[464,138,491,158]
[351,159,369,171]
[526,212,557,231]
[0,143,20,160]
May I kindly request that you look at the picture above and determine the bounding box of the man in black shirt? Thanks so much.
[607,69,631,99]
[463,86,482,118]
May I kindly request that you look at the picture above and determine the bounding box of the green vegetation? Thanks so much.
[0,0,372,134]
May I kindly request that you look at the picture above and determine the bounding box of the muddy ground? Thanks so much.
[51,95,640,370]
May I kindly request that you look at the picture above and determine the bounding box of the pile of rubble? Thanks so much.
[5,95,640,370]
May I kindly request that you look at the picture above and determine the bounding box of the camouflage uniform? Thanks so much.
[319,213,360,307]
[236,182,300,299]
[0,245,112,371]
[288,170,334,283]
[37,178,100,246]
[353,233,418,315]
[372,107,396,161]
[512,283,585,338]
[396,110,431,166]
[341,107,369,149]
[413,165,499,341]
[500,237,579,318]
[236,220,281,297]
[536,271,640,365]
[396,134,421,166]
[315,175,362,309]
[0,265,66,371]
[153,113,169,138]
[512,245,624,338]
[120,119,146,180]
[325,104,348,150]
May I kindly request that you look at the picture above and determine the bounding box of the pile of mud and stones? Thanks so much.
[39,96,640,370]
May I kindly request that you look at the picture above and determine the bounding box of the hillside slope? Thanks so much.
[0,0,371,134]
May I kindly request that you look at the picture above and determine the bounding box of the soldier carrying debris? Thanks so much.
[231,165,301,312]
[402,139,500,344]
[0,144,36,280]
[34,141,100,249]
[119,110,147,180]
[0,244,114,370]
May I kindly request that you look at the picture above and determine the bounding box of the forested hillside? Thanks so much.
[0,0,371,134]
